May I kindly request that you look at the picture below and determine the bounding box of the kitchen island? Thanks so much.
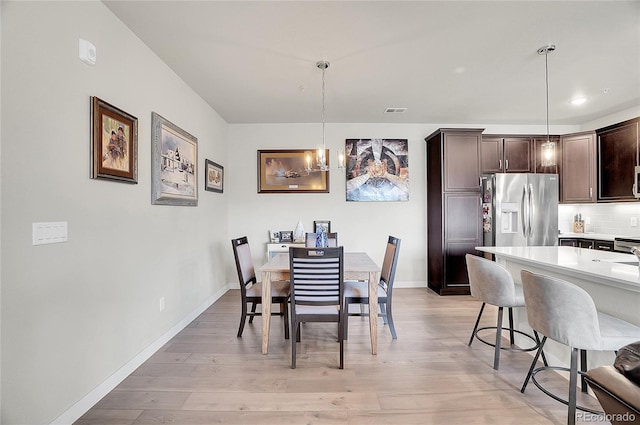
[475,246,640,369]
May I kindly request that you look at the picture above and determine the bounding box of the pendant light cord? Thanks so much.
[545,50,550,142]
[322,64,326,150]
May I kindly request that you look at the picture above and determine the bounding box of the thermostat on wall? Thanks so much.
[79,39,96,65]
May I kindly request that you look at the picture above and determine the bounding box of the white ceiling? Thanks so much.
[103,1,640,126]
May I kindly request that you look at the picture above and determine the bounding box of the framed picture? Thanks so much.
[345,138,409,202]
[151,112,198,206]
[90,96,138,183]
[279,231,293,242]
[269,229,280,243]
[204,159,224,193]
[257,149,329,193]
[314,220,331,234]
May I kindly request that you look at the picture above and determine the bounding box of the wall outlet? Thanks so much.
[631,217,638,227]
[585,217,591,225]
[159,297,165,312]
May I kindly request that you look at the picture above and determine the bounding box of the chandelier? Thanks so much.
[538,45,556,167]
[304,60,345,174]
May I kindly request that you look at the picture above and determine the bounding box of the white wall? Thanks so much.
[1,2,228,424]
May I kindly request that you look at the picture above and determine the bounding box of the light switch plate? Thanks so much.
[33,222,68,245]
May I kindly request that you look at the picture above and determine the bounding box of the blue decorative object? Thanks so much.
[315,231,328,248]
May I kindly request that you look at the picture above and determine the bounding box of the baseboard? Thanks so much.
[50,284,232,425]
[394,280,427,288]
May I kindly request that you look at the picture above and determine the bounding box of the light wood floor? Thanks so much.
[76,288,605,424]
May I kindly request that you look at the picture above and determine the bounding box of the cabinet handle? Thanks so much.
[498,159,502,169]
[589,187,593,198]
[505,159,509,170]
[598,246,611,250]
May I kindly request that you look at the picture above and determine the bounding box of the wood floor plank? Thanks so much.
[75,288,606,424]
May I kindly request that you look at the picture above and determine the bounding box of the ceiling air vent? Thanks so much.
[384,107,407,114]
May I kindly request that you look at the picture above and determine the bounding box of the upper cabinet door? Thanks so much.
[481,137,503,173]
[560,132,596,203]
[503,137,533,173]
[597,118,639,202]
[443,131,481,192]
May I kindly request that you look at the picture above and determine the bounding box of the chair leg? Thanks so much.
[380,302,388,325]
[385,301,397,339]
[248,302,257,324]
[468,303,486,347]
[521,336,547,393]
[494,306,503,370]
[568,347,578,425]
[296,322,301,342]
[291,315,297,369]
[339,313,344,369]
[343,301,349,340]
[508,308,515,345]
[282,301,290,340]
[580,349,588,393]
[237,302,248,337]
[533,331,549,367]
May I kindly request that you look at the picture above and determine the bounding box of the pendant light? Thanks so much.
[538,45,556,167]
[305,60,345,173]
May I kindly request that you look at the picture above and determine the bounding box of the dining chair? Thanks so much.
[304,232,338,247]
[289,246,345,369]
[343,235,400,340]
[231,236,290,339]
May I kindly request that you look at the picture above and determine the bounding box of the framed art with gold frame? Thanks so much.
[257,149,329,193]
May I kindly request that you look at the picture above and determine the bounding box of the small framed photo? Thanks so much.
[314,220,331,234]
[269,230,280,243]
[151,112,198,206]
[90,96,138,183]
[204,159,223,193]
[279,231,293,242]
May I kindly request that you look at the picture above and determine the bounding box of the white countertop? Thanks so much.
[476,246,640,292]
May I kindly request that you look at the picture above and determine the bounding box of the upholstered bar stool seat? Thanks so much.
[466,254,545,370]
[520,270,640,425]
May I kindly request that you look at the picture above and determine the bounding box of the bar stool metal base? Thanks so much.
[528,365,603,415]
[469,303,547,370]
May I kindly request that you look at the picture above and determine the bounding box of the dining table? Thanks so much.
[258,251,381,355]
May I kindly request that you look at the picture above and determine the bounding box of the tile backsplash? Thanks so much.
[559,203,640,237]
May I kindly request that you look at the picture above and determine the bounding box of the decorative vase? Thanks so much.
[293,221,305,242]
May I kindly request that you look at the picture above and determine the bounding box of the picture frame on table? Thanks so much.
[314,220,331,234]
[204,159,224,193]
[279,231,293,242]
[151,112,198,206]
[257,149,329,193]
[269,230,281,243]
[90,96,138,183]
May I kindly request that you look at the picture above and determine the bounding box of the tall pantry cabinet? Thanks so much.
[425,128,483,295]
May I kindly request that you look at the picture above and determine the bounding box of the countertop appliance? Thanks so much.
[614,237,640,254]
[482,173,559,247]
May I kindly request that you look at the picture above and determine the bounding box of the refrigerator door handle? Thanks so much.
[527,183,534,238]
[521,184,528,237]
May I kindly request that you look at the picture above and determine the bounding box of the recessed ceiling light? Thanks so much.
[384,108,407,113]
[570,97,587,106]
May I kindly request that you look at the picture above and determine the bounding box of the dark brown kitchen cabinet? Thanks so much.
[559,238,578,247]
[597,117,639,202]
[560,131,596,203]
[533,136,560,174]
[426,128,483,295]
[481,136,532,173]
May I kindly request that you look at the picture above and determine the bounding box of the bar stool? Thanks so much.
[520,270,640,425]
[465,254,546,370]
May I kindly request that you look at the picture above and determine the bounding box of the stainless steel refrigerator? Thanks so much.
[482,173,559,247]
